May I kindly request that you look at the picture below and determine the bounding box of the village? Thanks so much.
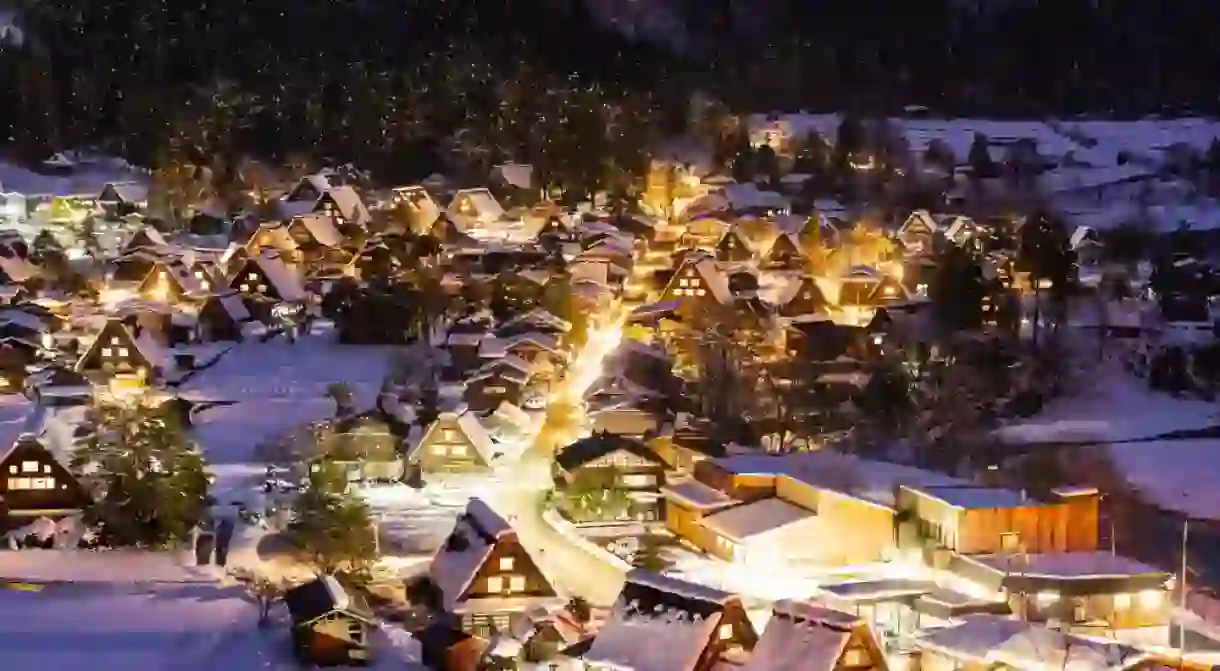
[3,109,1220,671]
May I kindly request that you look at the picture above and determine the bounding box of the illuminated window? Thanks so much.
[498,557,514,571]
[247,273,258,281]
[239,284,250,292]
[1138,590,1163,609]
[696,289,706,297]
[22,461,39,473]
[441,429,455,442]
[117,348,128,357]
[7,477,30,489]
[1036,591,1059,607]
[101,348,112,357]
[487,386,506,395]
[6,465,14,474]
[620,473,656,487]
[448,445,466,457]
[486,576,503,592]
[1114,593,1131,609]
[509,576,525,592]
[111,336,120,345]
[431,445,447,455]
[843,649,868,667]
[718,624,733,640]
[679,279,689,287]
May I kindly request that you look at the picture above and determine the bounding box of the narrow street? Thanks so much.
[488,306,630,607]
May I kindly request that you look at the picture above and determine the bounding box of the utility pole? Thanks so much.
[1180,515,1189,661]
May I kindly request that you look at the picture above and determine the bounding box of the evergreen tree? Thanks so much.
[930,244,986,333]
[71,398,210,548]
[286,467,378,575]
[631,540,668,573]
[756,144,780,189]
[968,132,996,180]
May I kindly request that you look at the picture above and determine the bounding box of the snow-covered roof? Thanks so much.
[493,163,534,190]
[914,615,1147,671]
[700,497,816,544]
[291,213,343,247]
[720,183,789,213]
[583,569,735,671]
[99,181,149,204]
[249,253,306,302]
[448,188,506,224]
[0,254,37,283]
[962,552,1168,580]
[688,258,732,305]
[661,477,739,511]
[898,209,939,237]
[907,484,1030,509]
[713,452,967,510]
[429,498,515,610]
[320,185,371,227]
[743,601,861,671]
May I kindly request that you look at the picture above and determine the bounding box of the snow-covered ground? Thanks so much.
[359,481,480,557]
[994,358,1219,445]
[1106,439,1220,521]
[0,155,148,199]
[180,332,394,464]
[0,579,423,671]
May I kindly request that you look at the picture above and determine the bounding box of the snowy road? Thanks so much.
[486,306,631,607]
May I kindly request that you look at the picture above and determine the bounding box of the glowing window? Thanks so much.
[696,289,706,297]
[21,461,39,473]
[111,336,120,345]
[718,624,733,640]
[498,557,514,571]
[1138,590,1163,609]
[1114,593,1131,609]
[486,576,503,592]
[509,576,525,592]
[101,348,112,357]
[117,348,128,357]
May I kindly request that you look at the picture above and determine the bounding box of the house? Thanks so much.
[429,498,562,636]
[743,600,888,671]
[944,216,984,246]
[948,551,1171,631]
[0,434,92,532]
[447,188,506,231]
[196,292,254,342]
[896,210,939,255]
[287,213,345,253]
[407,411,501,475]
[227,251,306,304]
[700,496,825,564]
[911,615,1150,671]
[120,226,171,256]
[314,186,372,230]
[553,433,668,523]
[715,228,759,263]
[283,575,375,666]
[244,223,302,263]
[74,318,169,382]
[137,261,210,304]
[285,173,333,203]
[763,233,806,270]
[511,605,590,665]
[96,182,148,214]
[390,185,442,234]
[492,269,551,316]
[660,256,733,316]
[1071,225,1105,267]
[894,484,1101,555]
[774,275,831,319]
[581,570,757,671]
[463,356,533,412]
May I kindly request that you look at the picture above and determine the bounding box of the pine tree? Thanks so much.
[71,398,210,548]
[286,468,378,575]
[631,540,668,573]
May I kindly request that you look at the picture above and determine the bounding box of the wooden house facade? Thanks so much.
[0,435,92,532]
[743,601,889,671]
[283,576,375,666]
[553,434,668,523]
[75,318,166,381]
[429,499,561,636]
[581,570,757,671]
[408,412,498,475]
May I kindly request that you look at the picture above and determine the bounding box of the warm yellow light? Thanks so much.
[1036,591,1059,606]
[1138,589,1163,609]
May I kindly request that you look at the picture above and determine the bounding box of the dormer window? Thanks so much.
[247,273,258,281]
[22,461,39,473]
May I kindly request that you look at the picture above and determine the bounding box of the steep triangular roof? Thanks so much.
[316,186,371,227]
[898,209,940,238]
